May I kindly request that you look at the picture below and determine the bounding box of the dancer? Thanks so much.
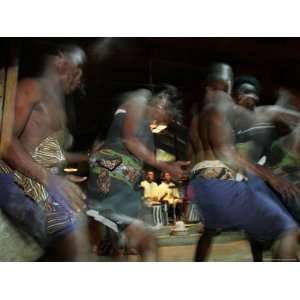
[188,63,299,261]
[0,45,87,261]
[87,86,189,261]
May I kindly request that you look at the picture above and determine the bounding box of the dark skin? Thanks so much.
[125,93,189,260]
[122,93,190,181]
[159,172,181,202]
[141,171,159,203]
[162,172,172,183]
[233,85,300,182]
[145,171,155,183]
[2,54,86,260]
[189,89,299,201]
[188,86,299,261]
[94,90,190,261]
[233,85,300,136]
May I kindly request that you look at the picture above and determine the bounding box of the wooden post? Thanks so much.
[0,68,5,125]
[0,64,18,157]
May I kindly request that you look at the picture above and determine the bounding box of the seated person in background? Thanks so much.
[158,171,183,222]
[140,170,159,205]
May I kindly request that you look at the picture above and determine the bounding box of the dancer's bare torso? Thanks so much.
[188,91,235,167]
[17,78,66,153]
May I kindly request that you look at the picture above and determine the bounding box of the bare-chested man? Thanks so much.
[233,75,300,252]
[233,75,297,165]
[187,63,299,261]
[0,45,87,261]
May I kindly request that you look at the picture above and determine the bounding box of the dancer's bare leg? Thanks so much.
[123,224,158,262]
[88,217,102,255]
[41,232,78,262]
[194,231,215,262]
[272,229,299,262]
[249,238,264,262]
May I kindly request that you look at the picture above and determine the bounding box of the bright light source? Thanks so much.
[150,124,168,133]
[64,168,78,173]
[156,149,175,162]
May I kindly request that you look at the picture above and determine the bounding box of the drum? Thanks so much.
[161,202,169,225]
[151,204,163,226]
[188,202,202,223]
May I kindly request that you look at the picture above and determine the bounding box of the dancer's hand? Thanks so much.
[45,174,87,213]
[66,174,87,183]
[166,161,191,181]
[268,175,300,201]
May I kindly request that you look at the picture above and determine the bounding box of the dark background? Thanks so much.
[2,37,300,156]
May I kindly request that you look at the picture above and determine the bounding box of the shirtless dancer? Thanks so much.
[187,63,299,261]
[0,45,87,261]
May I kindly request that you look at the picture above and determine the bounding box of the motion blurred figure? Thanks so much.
[187,63,299,262]
[0,45,87,261]
[87,86,189,261]
[233,76,292,165]
[233,77,300,226]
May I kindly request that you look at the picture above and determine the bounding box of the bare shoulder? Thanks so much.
[125,90,149,109]
[16,78,41,105]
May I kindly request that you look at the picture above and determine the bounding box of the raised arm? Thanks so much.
[209,108,299,200]
[256,105,300,128]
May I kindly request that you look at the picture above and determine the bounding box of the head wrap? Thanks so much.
[233,75,260,96]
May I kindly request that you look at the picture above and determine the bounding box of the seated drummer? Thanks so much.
[140,170,159,205]
[158,171,183,222]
